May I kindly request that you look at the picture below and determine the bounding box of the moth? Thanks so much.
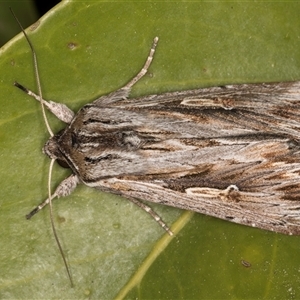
[12,11,300,284]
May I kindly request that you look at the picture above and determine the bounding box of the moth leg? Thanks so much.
[91,37,159,106]
[14,81,75,124]
[122,37,159,90]
[26,174,79,219]
[128,197,174,236]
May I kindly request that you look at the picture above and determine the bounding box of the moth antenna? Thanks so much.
[10,8,53,137]
[11,9,72,286]
[48,159,73,287]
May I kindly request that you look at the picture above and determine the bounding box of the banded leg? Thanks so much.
[123,37,159,90]
[128,197,174,236]
[14,81,75,123]
[26,174,79,219]
[93,37,159,106]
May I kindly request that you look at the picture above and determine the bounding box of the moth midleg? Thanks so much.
[128,197,173,236]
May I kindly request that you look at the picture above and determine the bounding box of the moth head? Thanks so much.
[43,135,70,169]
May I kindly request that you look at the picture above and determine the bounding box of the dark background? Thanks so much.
[34,0,60,16]
[0,0,60,47]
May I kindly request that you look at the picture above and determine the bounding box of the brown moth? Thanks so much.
[12,10,300,284]
[21,76,300,236]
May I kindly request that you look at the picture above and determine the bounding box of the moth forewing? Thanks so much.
[70,80,300,235]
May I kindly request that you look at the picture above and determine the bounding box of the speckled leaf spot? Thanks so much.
[11,9,300,286]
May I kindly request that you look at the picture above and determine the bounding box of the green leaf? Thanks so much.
[0,1,300,299]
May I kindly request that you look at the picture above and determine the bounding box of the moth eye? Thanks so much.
[57,159,70,169]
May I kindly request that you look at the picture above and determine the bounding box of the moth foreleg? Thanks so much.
[26,174,79,219]
[122,37,158,91]
[14,81,75,123]
[128,197,174,236]
[92,37,159,107]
